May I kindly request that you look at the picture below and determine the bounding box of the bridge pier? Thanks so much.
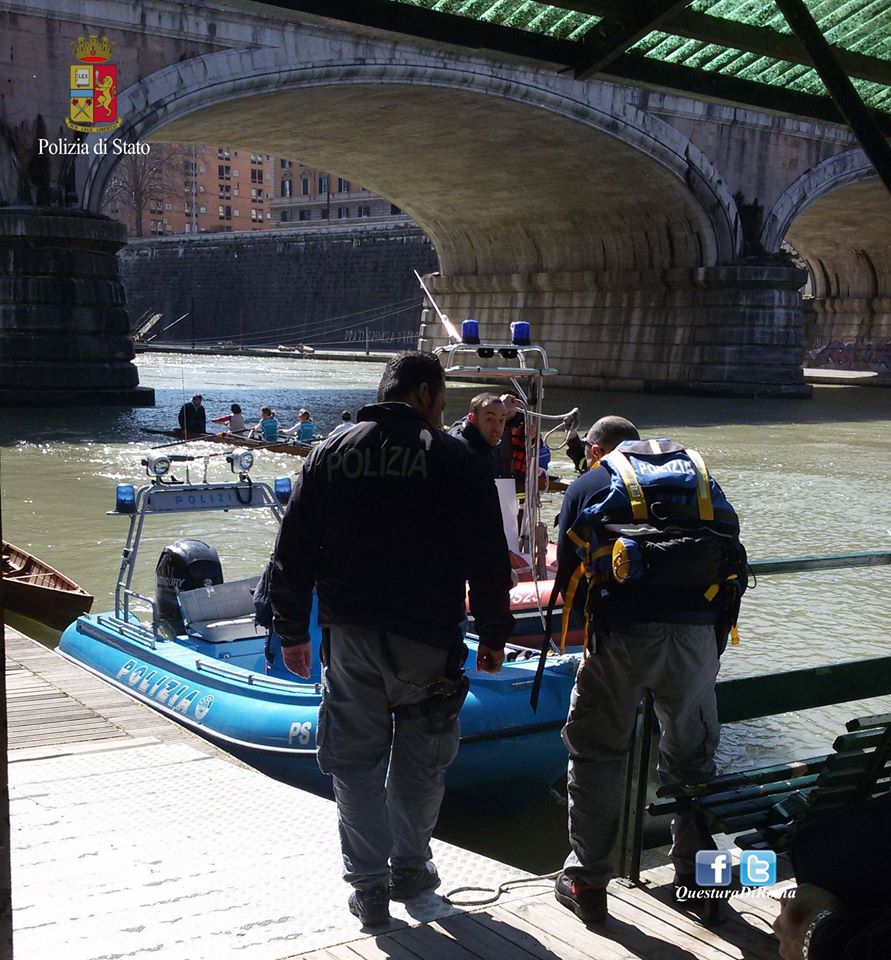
[420,262,811,398]
[0,209,153,408]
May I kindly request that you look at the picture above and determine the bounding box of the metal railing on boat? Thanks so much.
[193,657,320,693]
[617,549,891,883]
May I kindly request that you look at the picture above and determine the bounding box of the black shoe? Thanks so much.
[389,862,440,901]
[348,886,391,927]
[554,872,608,924]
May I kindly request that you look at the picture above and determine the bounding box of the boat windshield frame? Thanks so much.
[112,478,284,630]
[434,340,560,632]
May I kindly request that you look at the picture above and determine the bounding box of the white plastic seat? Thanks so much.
[178,576,266,643]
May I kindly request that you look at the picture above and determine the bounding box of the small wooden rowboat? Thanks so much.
[2,540,94,629]
[142,429,311,458]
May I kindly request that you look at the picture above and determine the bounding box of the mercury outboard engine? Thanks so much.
[155,539,223,635]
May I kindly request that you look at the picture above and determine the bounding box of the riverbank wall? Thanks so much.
[118,222,437,350]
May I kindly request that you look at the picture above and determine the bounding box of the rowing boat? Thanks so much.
[141,429,311,458]
[2,540,94,629]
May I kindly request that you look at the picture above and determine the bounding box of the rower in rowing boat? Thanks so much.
[177,394,206,437]
[253,406,280,442]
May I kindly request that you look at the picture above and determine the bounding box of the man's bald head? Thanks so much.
[585,416,639,463]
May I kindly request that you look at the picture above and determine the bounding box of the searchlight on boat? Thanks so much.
[227,450,254,474]
[144,453,171,477]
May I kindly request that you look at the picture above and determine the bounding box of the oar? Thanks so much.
[150,432,216,450]
[750,550,891,575]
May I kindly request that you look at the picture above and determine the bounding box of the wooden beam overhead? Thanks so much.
[261,0,891,132]
[607,51,891,136]
[547,0,891,88]
[573,0,692,81]
[774,0,891,196]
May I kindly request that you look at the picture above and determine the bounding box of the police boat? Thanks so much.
[58,450,579,806]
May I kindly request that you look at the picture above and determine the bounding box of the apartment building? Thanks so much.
[106,144,413,237]
[271,163,408,226]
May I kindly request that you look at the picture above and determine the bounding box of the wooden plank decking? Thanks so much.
[6,627,789,960]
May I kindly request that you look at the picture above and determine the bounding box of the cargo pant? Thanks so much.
[562,622,720,887]
[316,624,461,891]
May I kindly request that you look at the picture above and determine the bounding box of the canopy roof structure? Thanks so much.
[272,0,891,189]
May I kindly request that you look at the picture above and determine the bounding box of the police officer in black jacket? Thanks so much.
[269,352,514,928]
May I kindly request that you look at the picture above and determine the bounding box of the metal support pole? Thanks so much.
[0,509,15,956]
[774,0,891,195]
[618,693,656,884]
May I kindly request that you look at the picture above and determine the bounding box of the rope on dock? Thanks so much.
[444,870,561,907]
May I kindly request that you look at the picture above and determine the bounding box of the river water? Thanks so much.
[2,352,889,871]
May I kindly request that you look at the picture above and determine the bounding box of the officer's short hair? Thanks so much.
[468,393,502,416]
[377,352,444,402]
[585,416,639,450]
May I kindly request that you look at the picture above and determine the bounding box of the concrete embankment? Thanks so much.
[134,343,397,363]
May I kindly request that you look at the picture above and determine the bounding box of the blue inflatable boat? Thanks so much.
[58,458,579,806]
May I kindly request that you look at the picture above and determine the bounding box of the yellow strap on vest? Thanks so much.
[731,625,740,646]
[567,527,587,551]
[685,448,714,522]
[603,451,648,521]
[560,564,586,652]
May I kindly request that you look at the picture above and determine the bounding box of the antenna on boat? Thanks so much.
[414,270,460,343]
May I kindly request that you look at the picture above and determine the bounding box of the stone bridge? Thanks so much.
[2,0,889,403]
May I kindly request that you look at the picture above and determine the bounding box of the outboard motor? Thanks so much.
[155,539,223,635]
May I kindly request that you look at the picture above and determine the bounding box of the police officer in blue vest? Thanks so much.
[553,416,744,925]
[269,352,514,928]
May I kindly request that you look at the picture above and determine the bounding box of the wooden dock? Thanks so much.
[6,627,788,960]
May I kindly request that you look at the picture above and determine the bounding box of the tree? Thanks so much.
[101,143,187,237]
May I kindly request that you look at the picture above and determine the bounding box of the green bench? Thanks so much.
[649,711,891,851]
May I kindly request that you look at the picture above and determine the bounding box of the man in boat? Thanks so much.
[269,351,514,928]
[447,393,510,479]
[177,394,206,437]
[552,416,745,925]
[327,409,354,439]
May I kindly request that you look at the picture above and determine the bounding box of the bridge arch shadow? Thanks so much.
[78,43,741,279]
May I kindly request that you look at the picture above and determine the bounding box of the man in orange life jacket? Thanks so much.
[268,352,514,928]
[553,416,731,925]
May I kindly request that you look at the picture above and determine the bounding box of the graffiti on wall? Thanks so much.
[806,339,891,371]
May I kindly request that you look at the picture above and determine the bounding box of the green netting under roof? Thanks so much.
[400,0,601,40]
[392,0,891,112]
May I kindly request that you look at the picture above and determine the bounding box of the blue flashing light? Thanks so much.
[461,319,480,344]
[510,321,531,346]
[274,476,293,505]
[115,483,136,513]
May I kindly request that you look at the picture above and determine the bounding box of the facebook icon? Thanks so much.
[695,850,732,887]
[740,850,777,886]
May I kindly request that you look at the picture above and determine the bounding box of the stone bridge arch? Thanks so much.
[763,152,891,373]
[78,46,742,277]
[3,3,820,403]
